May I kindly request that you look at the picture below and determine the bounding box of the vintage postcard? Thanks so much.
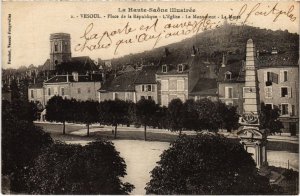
[2,1,299,195]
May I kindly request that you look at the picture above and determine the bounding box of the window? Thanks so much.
[265,103,273,110]
[280,70,288,82]
[54,43,58,52]
[177,80,184,91]
[281,87,288,97]
[162,65,167,73]
[178,64,183,72]
[147,85,152,92]
[30,90,34,98]
[77,88,81,94]
[141,85,145,92]
[48,88,51,96]
[148,96,152,100]
[225,71,232,80]
[87,87,91,93]
[280,104,289,115]
[141,96,145,100]
[113,92,118,100]
[61,88,65,96]
[265,87,272,98]
[225,87,233,98]
[161,80,168,91]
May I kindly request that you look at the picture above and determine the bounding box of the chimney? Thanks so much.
[72,72,78,82]
[221,53,226,67]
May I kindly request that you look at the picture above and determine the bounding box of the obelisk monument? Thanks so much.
[238,39,267,168]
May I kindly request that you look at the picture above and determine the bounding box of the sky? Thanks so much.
[2,1,299,69]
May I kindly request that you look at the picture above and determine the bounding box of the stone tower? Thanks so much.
[50,33,71,70]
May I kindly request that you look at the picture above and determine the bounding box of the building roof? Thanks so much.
[134,65,158,84]
[217,60,245,83]
[189,78,218,96]
[99,71,139,92]
[44,74,102,84]
[28,83,44,89]
[41,56,98,71]
[156,54,191,75]
[256,52,299,68]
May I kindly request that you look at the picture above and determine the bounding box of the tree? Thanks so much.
[216,101,239,132]
[78,100,99,136]
[98,100,130,139]
[26,140,134,194]
[2,101,53,192]
[260,103,283,134]
[194,98,222,132]
[145,134,274,194]
[136,99,157,141]
[45,96,70,135]
[182,99,199,131]
[168,99,184,134]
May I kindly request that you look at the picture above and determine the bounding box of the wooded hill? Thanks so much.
[110,24,299,67]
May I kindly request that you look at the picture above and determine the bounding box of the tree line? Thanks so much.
[46,96,240,140]
[46,96,282,139]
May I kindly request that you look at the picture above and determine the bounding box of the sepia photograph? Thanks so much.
[1,1,299,194]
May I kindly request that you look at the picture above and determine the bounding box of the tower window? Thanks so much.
[54,43,58,52]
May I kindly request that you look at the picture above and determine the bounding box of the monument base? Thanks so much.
[238,126,268,169]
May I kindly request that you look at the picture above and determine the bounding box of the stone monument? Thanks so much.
[238,39,268,168]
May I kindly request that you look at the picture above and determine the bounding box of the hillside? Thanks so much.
[110,24,299,67]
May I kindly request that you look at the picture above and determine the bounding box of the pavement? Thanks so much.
[34,121,299,143]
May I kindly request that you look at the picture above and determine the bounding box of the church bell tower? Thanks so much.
[49,33,71,70]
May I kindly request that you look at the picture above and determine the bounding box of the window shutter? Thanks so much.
[225,87,228,98]
[289,87,292,98]
[279,70,284,83]
[264,71,267,82]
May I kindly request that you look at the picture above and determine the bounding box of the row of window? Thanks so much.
[53,41,68,52]
[224,86,293,99]
[265,70,288,83]
[141,84,153,92]
[264,86,292,98]
[162,64,185,73]
[161,79,185,91]
[265,103,296,116]
[46,87,91,96]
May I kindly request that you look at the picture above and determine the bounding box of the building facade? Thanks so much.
[257,66,299,135]
[134,65,158,103]
[98,71,138,102]
[156,64,189,106]
[28,73,102,106]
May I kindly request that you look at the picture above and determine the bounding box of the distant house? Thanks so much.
[217,60,245,114]
[42,72,102,105]
[134,65,158,103]
[28,82,44,105]
[98,71,139,102]
[156,55,189,106]
[257,52,299,135]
